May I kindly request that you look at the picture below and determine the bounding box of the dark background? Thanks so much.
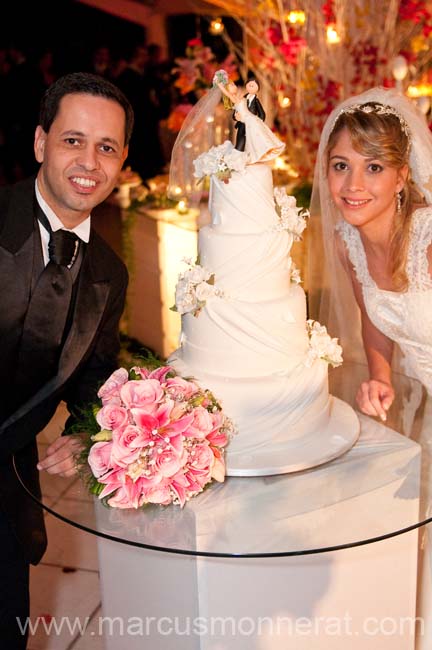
[0,0,238,70]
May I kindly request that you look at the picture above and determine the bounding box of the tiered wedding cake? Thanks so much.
[169,157,359,476]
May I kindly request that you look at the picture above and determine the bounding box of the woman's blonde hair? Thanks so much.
[326,104,425,291]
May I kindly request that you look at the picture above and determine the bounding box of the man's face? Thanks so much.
[34,93,128,228]
[246,80,259,94]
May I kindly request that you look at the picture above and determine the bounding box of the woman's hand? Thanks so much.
[356,379,395,421]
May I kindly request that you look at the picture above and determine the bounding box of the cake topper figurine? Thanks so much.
[235,77,266,152]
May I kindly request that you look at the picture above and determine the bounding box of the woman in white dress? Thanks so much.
[309,87,432,648]
[310,87,432,417]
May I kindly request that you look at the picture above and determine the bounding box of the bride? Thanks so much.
[309,87,432,419]
[309,87,432,648]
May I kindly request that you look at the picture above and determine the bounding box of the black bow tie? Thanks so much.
[49,229,80,267]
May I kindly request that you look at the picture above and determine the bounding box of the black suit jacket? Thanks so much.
[234,94,266,152]
[0,177,128,564]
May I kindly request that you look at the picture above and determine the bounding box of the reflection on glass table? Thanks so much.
[15,362,430,557]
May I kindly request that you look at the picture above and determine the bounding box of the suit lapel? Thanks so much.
[57,244,110,382]
[0,207,112,431]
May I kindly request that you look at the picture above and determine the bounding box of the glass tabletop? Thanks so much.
[15,362,431,558]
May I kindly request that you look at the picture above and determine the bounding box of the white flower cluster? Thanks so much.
[305,320,343,368]
[273,187,309,239]
[290,262,302,284]
[193,141,247,183]
[172,258,223,317]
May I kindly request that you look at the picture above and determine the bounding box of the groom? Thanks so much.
[0,72,133,647]
[234,76,266,152]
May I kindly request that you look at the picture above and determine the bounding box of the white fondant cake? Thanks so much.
[169,162,359,476]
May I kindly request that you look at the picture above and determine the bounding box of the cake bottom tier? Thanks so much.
[168,355,360,476]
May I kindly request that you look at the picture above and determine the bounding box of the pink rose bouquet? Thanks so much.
[80,365,234,508]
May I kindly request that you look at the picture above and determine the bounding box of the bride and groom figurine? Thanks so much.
[233,77,266,152]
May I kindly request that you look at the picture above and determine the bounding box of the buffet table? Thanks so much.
[16,364,430,649]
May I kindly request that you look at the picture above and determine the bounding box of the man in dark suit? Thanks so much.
[234,77,266,152]
[0,72,134,647]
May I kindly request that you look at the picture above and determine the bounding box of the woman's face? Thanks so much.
[327,127,407,233]
[227,82,238,94]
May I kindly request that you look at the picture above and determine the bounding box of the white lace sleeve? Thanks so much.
[406,207,432,290]
[335,220,374,287]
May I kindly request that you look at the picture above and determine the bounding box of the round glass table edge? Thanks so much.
[14,360,432,558]
[14,462,432,559]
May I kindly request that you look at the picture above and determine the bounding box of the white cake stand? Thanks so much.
[225,395,360,477]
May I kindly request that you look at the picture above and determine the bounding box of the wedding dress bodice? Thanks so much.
[337,208,432,394]
[234,98,285,163]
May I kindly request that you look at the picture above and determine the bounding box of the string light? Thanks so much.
[326,25,340,44]
[209,17,224,35]
[407,83,432,98]
[286,10,306,25]
[278,94,291,108]
[176,199,189,214]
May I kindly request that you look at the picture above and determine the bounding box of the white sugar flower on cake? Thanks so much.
[193,141,247,184]
[172,258,224,317]
[290,262,302,284]
[273,187,309,239]
[305,320,343,368]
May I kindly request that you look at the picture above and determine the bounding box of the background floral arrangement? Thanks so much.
[78,365,234,508]
[205,0,432,179]
[167,37,239,134]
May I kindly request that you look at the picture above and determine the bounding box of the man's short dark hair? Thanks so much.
[39,72,134,146]
[246,76,260,90]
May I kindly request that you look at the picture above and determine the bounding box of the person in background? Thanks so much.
[116,43,164,181]
[0,71,133,647]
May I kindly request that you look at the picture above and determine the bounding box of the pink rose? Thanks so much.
[96,404,129,430]
[142,484,173,505]
[98,368,129,405]
[184,406,214,439]
[120,379,164,412]
[88,441,113,478]
[152,447,184,478]
[165,376,199,400]
[189,441,214,474]
[111,425,144,468]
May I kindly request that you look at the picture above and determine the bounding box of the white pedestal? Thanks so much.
[97,418,420,649]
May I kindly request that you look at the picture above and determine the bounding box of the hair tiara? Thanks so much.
[335,102,411,140]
